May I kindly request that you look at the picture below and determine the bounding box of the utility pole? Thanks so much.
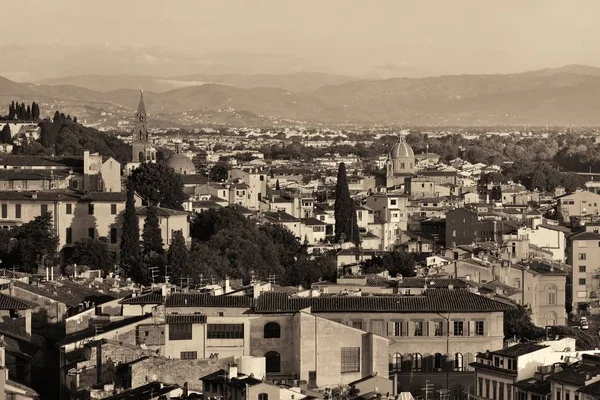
[422,380,434,400]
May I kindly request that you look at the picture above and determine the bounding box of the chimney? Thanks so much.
[224,277,231,293]
[228,363,238,380]
[161,284,168,297]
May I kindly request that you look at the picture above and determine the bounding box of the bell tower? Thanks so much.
[131,90,155,163]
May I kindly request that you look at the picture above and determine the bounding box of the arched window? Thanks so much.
[258,394,269,400]
[434,353,444,371]
[454,353,464,371]
[392,353,402,372]
[265,351,281,373]
[545,312,557,327]
[412,353,423,372]
[264,322,281,339]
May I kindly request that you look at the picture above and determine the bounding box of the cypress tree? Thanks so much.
[275,179,280,191]
[8,102,14,120]
[26,105,31,120]
[334,162,360,245]
[1,124,11,143]
[167,230,189,285]
[120,178,141,282]
[142,205,164,255]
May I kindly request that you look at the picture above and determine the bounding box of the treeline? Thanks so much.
[257,131,600,175]
[0,101,41,121]
[14,110,131,162]
[479,161,587,193]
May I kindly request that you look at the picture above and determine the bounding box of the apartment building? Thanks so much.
[567,226,600,314]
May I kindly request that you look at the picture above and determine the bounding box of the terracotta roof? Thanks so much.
[135,206,188,217]
[60,314,152,345]
[165,293,254,308]
[569,231,600,241]
[119,290,163,305]
[491,343,547,357]
[181,174,208,185]
[254,289,516,314]
[548,362,600,386]
[0,293,32,310]
[165,314,207,324]
[397,278,469,289]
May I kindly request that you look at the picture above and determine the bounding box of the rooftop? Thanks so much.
[491,343,548,358]
[165,293,254,308]
[254,289,516,314]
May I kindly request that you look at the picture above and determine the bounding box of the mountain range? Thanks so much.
[3,64,600,126]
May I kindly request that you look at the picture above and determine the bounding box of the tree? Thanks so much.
[120,178,141,282]
[362,252,416,278]
[504,305,545,340]
[0,124,11,144]
[209,161,229,182]
[130,162,186,210]
[142,206,164,255]
[13,212,58,273]
[275,179,280,190]
[70,238,113,274]
[334,163,359,245]
[167,230,189,285]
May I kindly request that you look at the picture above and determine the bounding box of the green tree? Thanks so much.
[130,162,186,210]
[13,212,58,273]
[275,179,280,191]
[504,305,545,340]
[167,230,189,285]
[361,252,416,278]
[70,238,113,274]
[120,178,141,282]
[334,162,359,245]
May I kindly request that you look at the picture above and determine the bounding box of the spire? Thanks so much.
[136,89,147,116]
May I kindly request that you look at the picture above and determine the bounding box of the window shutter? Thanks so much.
[388,321,394,337]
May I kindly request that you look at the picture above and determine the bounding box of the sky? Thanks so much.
[1,0,600,80]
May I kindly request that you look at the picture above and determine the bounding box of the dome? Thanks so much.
[166,153,196,175]
[390,137,414,159]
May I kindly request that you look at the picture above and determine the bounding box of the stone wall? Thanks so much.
[130,357,222,391]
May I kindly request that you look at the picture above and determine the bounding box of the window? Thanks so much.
[413,321,423,336]
[485,379,490,399]
[392,353,402,372]
[110,228,117,244]
[434,321,443,336]
[556,389,562,400]
[579,265,587,273]
[88,228,95,239]
[508,385,512,400]
[264,322,281,339]
[40,204,48,215]
[180,351,197,360]
[207,324,244,339]
[341,347,360,373]
[579,253,587,260]
[566,390,570,400]
[390,199,397,206]
[265,351,281,373]
[579,278,587,285]
[493,381,497,400]
[392,321,404,336]
[351,320,363,330]
[111,204,117,215]
[434,353,443,371]
[478,377,483,397]
[15,204,20,219]
[454,353,463,371]
[258,394,269,400]
[1,204,6,219]
[453,321,464,336]
[412,353,423,372]
[66,228,72,245]
[475,321,485,336]
[169,323,192,340]
[88,203,94,215]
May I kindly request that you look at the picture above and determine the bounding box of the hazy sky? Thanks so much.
[2,0,600,79]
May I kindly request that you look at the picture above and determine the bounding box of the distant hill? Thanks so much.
[38,72,359,93]
[6,65,600,126]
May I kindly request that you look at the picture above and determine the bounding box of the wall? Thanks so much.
[130,357,219,391]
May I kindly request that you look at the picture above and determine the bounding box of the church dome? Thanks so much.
[166,153,196,175]
[390,137,414,159]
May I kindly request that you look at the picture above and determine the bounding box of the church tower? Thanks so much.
[131,90,156,163]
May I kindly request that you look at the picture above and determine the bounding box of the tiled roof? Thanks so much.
[0,293,32,310]
[13,280,117,307]
[119,290,163,305]
[397,278,469,289]
[200,369,263,390]
[301,217,327,226]
[538,224,571,234]
[569,231,600,241]
[60,314,152,345]
[577,380,600,396]
[513,378,551,395]
[0,155,82,168]
[82,192,127,202]
[548,363,600,385]
[519,261,568,276]
[254,289,516,314]
[103,382,179,400]
[181,174,208,185]
[263,211,299,222]
[492,343,547,357]
[135,206,188,217]
[165,293,254,308]
[165,314,207,324]
[0,190,81,202]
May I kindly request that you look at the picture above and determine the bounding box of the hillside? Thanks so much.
[38,71,359,93]
[6,65,600,126]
